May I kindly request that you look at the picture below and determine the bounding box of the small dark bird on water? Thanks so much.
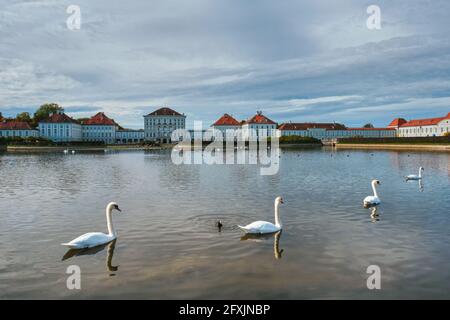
[217,220,223,230]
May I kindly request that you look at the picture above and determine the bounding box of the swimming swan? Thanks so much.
[61,202,122,249]
[406,167,424,181]
[238,196,284,234]
[363,180,381,207]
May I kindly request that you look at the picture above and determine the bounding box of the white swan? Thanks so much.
[63,149,69,154]
[406,167,424,180]
[61,202,122,249]
[71,150,76,154]
[238,196,284,234]
[363,180,381,207]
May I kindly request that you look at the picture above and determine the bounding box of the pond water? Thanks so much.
[0,148,449,299]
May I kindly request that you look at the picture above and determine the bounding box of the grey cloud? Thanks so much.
[0,0,450,128]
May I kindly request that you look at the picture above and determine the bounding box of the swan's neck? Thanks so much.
[419,168,422,178]
[274,201,282,228]
[372,182,379,199]
[106,206,116,237]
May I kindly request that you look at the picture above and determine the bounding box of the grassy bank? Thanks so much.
[337,136,450,145]
[0,136,105,147]
[336,136,450,152]
[336,143,450,152]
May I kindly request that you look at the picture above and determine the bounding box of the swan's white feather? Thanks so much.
[363,196,380,205]
[406,174,420,180]
[61,232,115,249]
[238,221,281,234]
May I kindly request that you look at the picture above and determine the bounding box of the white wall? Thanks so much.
[39,123,82,142]
[0,130,38,138]
[82,125,117,144]
[278,128,396,139]
[144,115,186,142]
[242,123,277,139]
[398,125,443,137]
[115,130,144,143]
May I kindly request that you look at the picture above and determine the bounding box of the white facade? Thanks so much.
[241,112,277,140]
[0,125,38,138]
[39,112,82,142]
[212,125,242,135]
[39,122,82,142]
[389,113,450,137]
[81,112,119,144]
[242,123,277,139]
[82,125,117,144]
[277,124,396,139]
[210,114,242,141]
[397,120,450,137]
[115,130,144,143]
[144,107,186,143]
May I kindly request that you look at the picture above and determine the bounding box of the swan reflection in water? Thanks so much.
[370,207,380,222]
[62,239,118,274]
[240,230,284,260]
[419,179,424,192]
[406,176,424,192]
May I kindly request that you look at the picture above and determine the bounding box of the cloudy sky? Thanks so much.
[1,0,450,128]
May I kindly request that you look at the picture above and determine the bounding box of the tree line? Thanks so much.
[0,103,89,128]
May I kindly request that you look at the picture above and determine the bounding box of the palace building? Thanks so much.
[38,110,82,142]
[143,107,186,143]
[210,113,241,139]
[241,112,278,139]
[0,121,38,138]
[388,112,450,137]
[82,112,119,144]
[276,122,396,139]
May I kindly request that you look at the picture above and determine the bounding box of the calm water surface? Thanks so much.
[1,148,449,299]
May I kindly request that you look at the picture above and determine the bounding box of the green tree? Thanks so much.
[363,123,374,128]
[0,112,3,122]
[16,112,32,123]
[33,103,63,124]
[76,118,90,123]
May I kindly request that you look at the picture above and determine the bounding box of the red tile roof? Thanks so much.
[40,112,79,124]
[0,121,35,130]
[388,113,450,128]
[400,116,446,127]
[387,118,407,128]
[83,112,116,126]
[246,113,276,125]
[212,113,241,126]
[347,127,396,131]
[146,107,184,116]
[278,123,346,130]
